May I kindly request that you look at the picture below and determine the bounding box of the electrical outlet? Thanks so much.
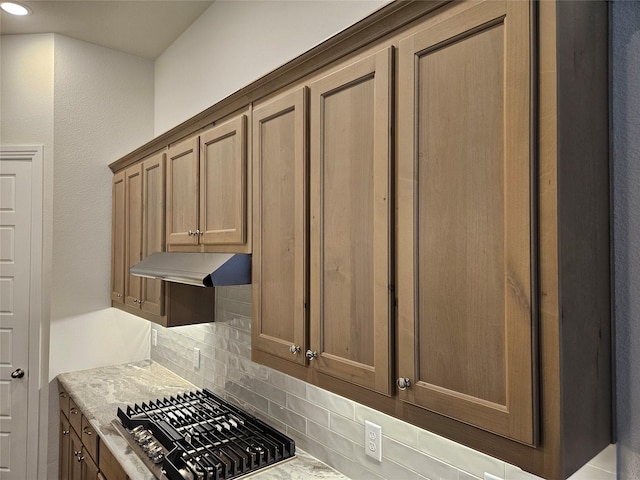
[364,420,382,462]
[484,473,504,480]
[151,329,157,347]
[193,347,200,369]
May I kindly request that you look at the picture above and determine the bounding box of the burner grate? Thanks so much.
[117,389,295,480]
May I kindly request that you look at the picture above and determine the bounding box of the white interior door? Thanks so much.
[0,147,43,480]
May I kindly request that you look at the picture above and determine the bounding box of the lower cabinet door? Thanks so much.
[69,429,83,480]
[59,414,71,480]
[81,449,99,480]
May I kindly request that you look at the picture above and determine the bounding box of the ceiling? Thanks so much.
[0,1,215,59]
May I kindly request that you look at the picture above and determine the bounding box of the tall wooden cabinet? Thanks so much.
[396,0,535,445]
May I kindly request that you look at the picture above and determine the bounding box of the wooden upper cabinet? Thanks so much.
[200,115,247,246]
[252,88,308,366]
[166,113,249,252]
[140,154,166,315]
[166,136,199,246]
[309,47,393,395]
[124,164,143,308]
[123,153,166,315]
[111,171,126,303]
[396,0,534,443]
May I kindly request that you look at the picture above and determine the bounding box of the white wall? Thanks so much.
[612,1,640,477]
[1,32,156,478]
[49,34,155,379]
[154,0,388,135]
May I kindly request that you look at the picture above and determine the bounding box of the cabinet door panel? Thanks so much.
[166,137,199,246]
[200,116,247,245]
[141,153,165,315]
[124,165,143,308]
[252,89,308,364]
[59,414,71,480]
[111,171,125,303]
[397,0,534,443]
[310,47,392,395]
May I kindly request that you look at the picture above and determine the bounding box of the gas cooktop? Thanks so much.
[116,388,295,480]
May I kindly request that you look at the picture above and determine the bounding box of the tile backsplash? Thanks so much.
[150,285,615,480]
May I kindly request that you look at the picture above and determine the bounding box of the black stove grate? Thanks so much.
[117,389,295,480]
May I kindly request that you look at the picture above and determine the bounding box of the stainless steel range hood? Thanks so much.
[130,252,251,287]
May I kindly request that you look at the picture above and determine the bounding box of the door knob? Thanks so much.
[11,368,25,379]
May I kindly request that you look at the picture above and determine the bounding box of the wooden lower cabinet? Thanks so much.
[59,385,128,480]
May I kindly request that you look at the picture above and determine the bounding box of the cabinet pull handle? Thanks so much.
[396,377,411,390]
[60,392,68,398]
[70,408,79,415]
[83,427,93,435]
[305,350,318,360]
[289,345,301,354]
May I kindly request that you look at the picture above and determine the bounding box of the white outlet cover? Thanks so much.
[193,347,200,369]
[364,420,382,462]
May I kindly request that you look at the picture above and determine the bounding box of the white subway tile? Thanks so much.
[384,437,459,479]
[417,429,505,479]
[268,370,308,398]
[269,401,307,432]
[307,384,355,419]
[330,412,365,447]
[352,446,420,480]
[307,420,355,458]
[567,464,616,480]
[287,393,330,427]
[585,444,616,474]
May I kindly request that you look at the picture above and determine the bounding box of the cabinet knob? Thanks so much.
[70,408,79,415]
[396,377,411,390]
[83,427,93,436]
[11,368,25,379]
[62,430,70,436]
[289,345,301,354]
[305,350,318,360]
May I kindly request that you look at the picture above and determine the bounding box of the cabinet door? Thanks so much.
[397,1,534,444]
[310,47,393,395]
[81,448,99,480]
[69,428,83,480]
[111,171,125,303]
[141,153,166,315]
[200,115,247,246]
[124,164,143,308]
[59,414,71,480]
[252,89,308,365]
[166,137,199,246]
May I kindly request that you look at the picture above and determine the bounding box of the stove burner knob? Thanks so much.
[142,440,158,452]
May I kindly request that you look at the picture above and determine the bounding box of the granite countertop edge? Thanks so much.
[57,359,347,480]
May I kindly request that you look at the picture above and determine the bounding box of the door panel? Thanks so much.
[397,0,534,443]
[111,171,125,303]
[124,165,143,308]
[141,153,165,316]
[252,88,308,365]
[310,47,393,395]
[200,116,247,245]
[166,137,199,246]
[0,157,31,479]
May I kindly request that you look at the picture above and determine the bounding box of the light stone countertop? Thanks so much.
[57,360,347,480]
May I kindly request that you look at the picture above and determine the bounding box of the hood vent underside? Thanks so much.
[129,252,251,287]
